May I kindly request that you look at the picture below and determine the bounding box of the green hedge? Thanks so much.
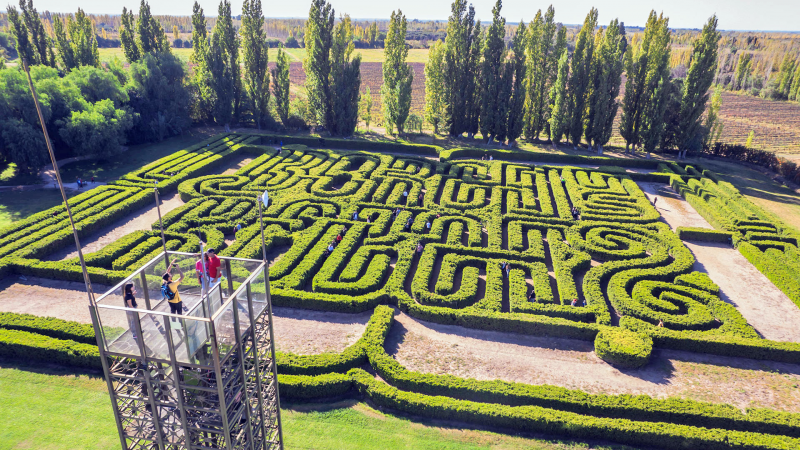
[279,373,352,399]
[676,227,734,242]
[0,312,96,345]
[253,133,440,156]
[0,329,101,369]
[594,327,653,368]
[349,368,800,450]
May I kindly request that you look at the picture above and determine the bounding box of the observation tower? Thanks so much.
[89,251,283,450]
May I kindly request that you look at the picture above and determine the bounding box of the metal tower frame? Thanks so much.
[90,251,283,450]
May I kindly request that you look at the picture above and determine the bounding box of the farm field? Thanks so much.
[3,133,800,448]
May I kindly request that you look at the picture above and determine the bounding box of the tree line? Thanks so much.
[423,0,721,155]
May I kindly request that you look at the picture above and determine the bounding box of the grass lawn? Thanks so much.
[0,361,637,450]
[0,161,44,187]
[0,189,78,230]
[58,129,218,183]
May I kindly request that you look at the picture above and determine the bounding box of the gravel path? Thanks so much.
[684,240,800,342]
[45,191,185,261]
[387,311,800,412]
[638,182,713,230]
[0,277,111,324]
[271,307,373,355]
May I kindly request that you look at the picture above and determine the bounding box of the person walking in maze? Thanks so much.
[418,192,424,205]
[425,219,431,232]
[653,196,658,208]
[403,190,409,201]
[162,263,185,317]
[416,242,424,255]
[405,217,413,231]
[341,226,348,236]
[571,298,578,307]
[528,290,536,303]
[352,210,359,221]
[505,263,511,278]
[336,234,343,243]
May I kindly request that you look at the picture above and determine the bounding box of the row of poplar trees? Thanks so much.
[424,0,721,154]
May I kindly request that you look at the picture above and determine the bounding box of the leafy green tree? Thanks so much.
[328,15,361,136]
[506,21,526,145]
[59,99,134,157]
[734,52,752,90]
[52,17,76,70]
[381,9,413,134]
[6,6,34,65]
[548,49,569,144]
[424,40,446,134]
[523,7,558,141]
[465,22,482,138]
[189,1,212,122]
[789,59,800,101]
[777,53,796,99]
[303,0,335,127]
[566,8,598,148]
[639,13,672,155]
[703,87,723,147]
[125,52,191,143]
[65,66,129,106]
[585,19,625,151]
[676,15,721,152]
[272,44,291,126]
[241,0,271,129]
[18,0,52,66]
[68,9,100,68]
[119,7,140,63]
[479,0,507,143]
[359,86,372,130]
[209,0,241,127]
[443,0,479,136]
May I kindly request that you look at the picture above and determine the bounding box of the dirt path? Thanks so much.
[684,240,800,342]
[386,311,800,412]
[45,191,185,261]
[638,182,712,230]
[272,307,372,355]
[221,157,253,175]
[0,277,111,324]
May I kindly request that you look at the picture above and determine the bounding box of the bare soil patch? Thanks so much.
[45,191,185,261]
[271,306,372,355]
[221,157,253,175]
[0,276,111,324]
[387,312,800,412]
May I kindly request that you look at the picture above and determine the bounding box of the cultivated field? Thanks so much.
[2,134,800,448]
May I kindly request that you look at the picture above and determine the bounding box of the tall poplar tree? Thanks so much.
[465,22,482,138]
[506,21,527,145]
[443,0,479,136]
[639,13,672,155]
[620,11,659,151]
[479,0,507,143]
[272,44,291,126]
[6,7,34,65]
[53,16,76,70]
[241,0,271,129]
[119,7,140,63]
[304,0,335,128]
[328,15,361,136]
[523,6,557,141]
[424,40,446,134]
[381,9,414,134]
[19,0,52,66]
[70,8,100,67]
[585,19,625,151]
[548,49,569,144]
[215,0,241,122]
[676,15,720,151]
[189,1,212,122]
[566,8,598,148]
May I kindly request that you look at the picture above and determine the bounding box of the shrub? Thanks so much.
[594,327,653,369]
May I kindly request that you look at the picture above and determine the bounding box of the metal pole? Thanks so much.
[154,180,170,269]
[258,198,267,263]
[23,60,95,306]
[264,263,284,449]
[200,242,208,300]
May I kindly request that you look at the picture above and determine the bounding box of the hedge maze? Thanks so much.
[3,133,800,448]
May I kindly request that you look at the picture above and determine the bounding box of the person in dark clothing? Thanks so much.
[124,283,139,338]
[528,290,537,303]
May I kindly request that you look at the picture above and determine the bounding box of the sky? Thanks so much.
[8,0,800,32]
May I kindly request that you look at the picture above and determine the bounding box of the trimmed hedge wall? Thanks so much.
[676,227,734,242]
